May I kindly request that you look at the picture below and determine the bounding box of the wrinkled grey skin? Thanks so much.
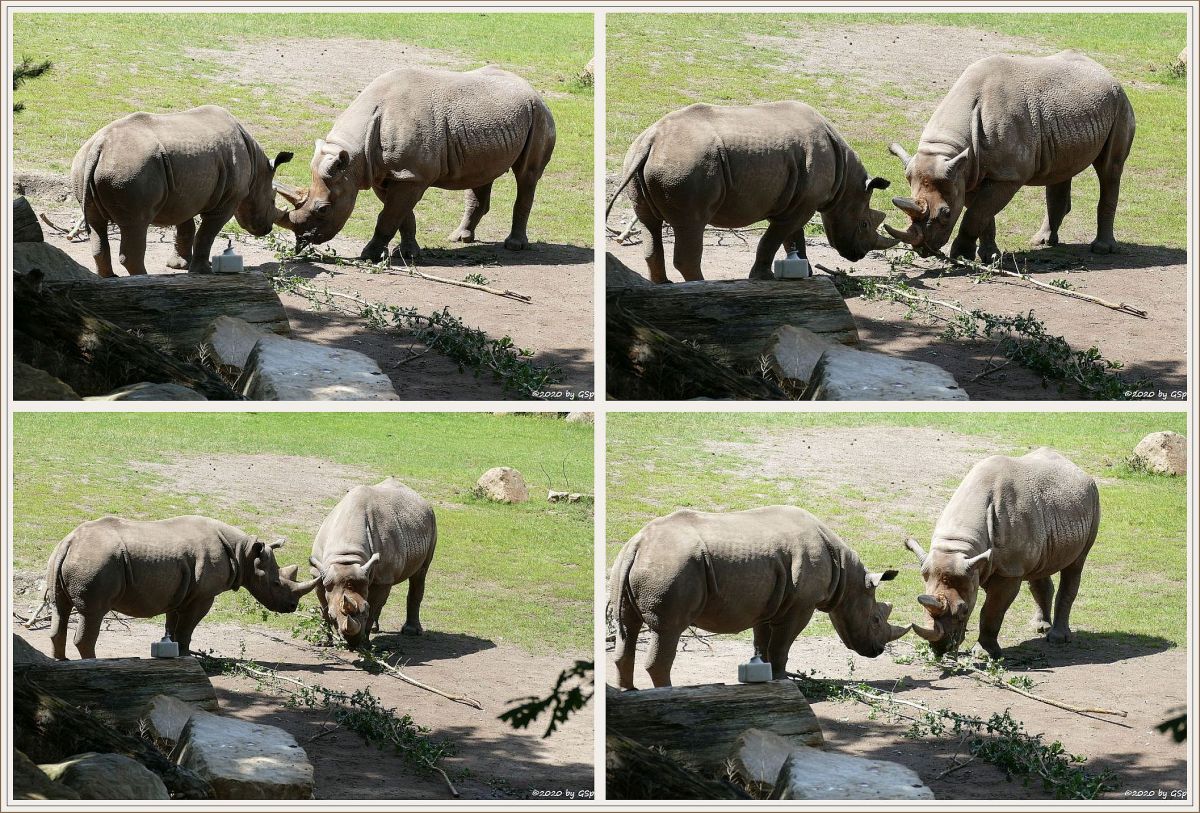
[45,515,319,659]
[886,52,1136,262]
[904,448,1100,659]
[610,506,911,689]
[310,478,438,648]
[605,102,898,283]
[70,105,293,276]
[275,66,556,260]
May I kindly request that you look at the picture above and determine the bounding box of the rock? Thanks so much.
[770,743,934,800]
[236,335,400,401]
[806,345,967,401]
[84,382,208,401]
[730,728,795,796]
[606,253,652,288]
[13,750,80,800]
[40,753,170,800]
[13,241,96,281]
[764,326,834,391]
[1179,47,1188,66]
[12,633,53,664]
[13,361,81,400]
[144,694,200,746]
[548,490,592,503]
[173,710,314,800]
[474,466,529,503]
[583,56,595,82]
[565,411,594,424]
[14,195,44,242]
[1132,431,1186,476]
[202,315,268,374]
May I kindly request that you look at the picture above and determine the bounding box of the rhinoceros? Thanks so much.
[605,102,899,283]
[45,515,319,659]
[904,448,1100,659]
[70,105,293,276]
[885,52,1136,262]
[609,506,911,689]
[273,66,556,260]
[309,478,437,648]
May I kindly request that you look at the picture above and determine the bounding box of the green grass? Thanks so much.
[607,12,1187,250]
[12,12,593,248]
[13,413,593,654]
[607,412,1187,648]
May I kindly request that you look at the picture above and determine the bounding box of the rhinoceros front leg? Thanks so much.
[367,582,394,637]
[189,207,236,274]
[1028,577,1054,632]
[750,220,802,281]
[767,608,813,679]
[953,180,1021,264]
[401,569,428,636]
[975,575,1022,659]
[362,183,426,264]
[1031,180,1071,248]
[173,596,215,655]
[167,218,195,270]
[448,183,493,244]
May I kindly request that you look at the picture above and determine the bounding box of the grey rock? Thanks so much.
[85,382,208,401]
[770,741,934,800]
[13,362,81,400]
[565,411,594,424]
[173,710,314,800]
[13,242,95,281]
[202,315,268,373]
[12,633,53,664]
[237,335,400,401]
[13,750,80,800]
[144,694,201,746]
[606,253,652,288]
[1133,431,1186,476]
[475,466,529,503]
[764,325,834,391]
[40,753,169,800]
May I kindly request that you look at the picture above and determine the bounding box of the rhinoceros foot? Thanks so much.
[1047,626,1073,644]
[400,620,424,636]
[503,234,529,251]
[447,227,477,243]
[359,241,388,263]
[1089,238,1117,255]
[1030,228,1059,247]
[389,239,422,264]
[166,254,190,270]
[189,261,213,274]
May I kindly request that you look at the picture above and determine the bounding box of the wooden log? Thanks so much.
[606,682,823,776]
[13,195,44,242]
[611,277,859,372]
[45,271,291,357]
[13,674,213,799]
[607,732,749,800]
[607,297,787,400]
[13,271,241,399]
[12,656,219,732]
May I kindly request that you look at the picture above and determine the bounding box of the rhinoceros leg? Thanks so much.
[116,223,149,276]
[167,218,195,270]
[976,575,1022,658]
[1048,565,1084,644]
[613,611,644,691]
[1090,118,1133,255]
[401,571,426,636]
[368,581,393,636]
[953,180,1021,262]
[73,609,105,659]
[504,115,554,252]
[752,622,771,660]
[645,627,682,687]
[88,217,115,278]
[785,232,809,260]
[362,183,426,263]
[190,208,235,274]
[1028,577,1054,632]
[1032,180,1071,247]
[767,608,813,679]
[671,221,706,282]
[634,202,668,284]
[173,596,215,655]
[49,587,74,660]
[750,220,801,281]
[448,182,493,244]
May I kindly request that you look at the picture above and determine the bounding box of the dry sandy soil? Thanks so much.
[607,230,1186,401]
[16,617,593,801]
[605,634,1187,802]
[19,177,593,401]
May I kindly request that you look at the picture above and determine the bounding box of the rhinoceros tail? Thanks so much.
[43,530,75,606]
[76,136,105,228]
[608,534,643,641]
[604,130,655,221]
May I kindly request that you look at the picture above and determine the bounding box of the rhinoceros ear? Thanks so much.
[271,151,294,172]
[964,549,993,573]
[943,146,971,178]
[279,564,299,581]
[865,569,898,590]
[865,176,891,192]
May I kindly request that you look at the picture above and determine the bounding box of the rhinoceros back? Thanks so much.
[934,448,1099,579]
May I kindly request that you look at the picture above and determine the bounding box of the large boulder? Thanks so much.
[764,325,833,392]
[606,253,651,288]
[236,335,400,401]
[173,710,314,799]
[14,195,44,242]
[805,345,967,401]
[143,694,201,747]
[13,750,80,800]
[39,753,170,800]
[1132,431,1186,476]
[565,411,594,424]
[13,242,95,281]
[12,633,53,664]
[475,466,529,503]
[202,315,268,375]
[13,361,81,400]
[84,382,208,401]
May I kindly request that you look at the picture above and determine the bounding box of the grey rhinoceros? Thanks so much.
[609,506,911,689]
[274,66,556,260]
[885,51,1136,262]
[70,105,293,276]
[309,478,438,648]
[45,515,319,659]
[904,448,1100,659]
[605,101,899,283]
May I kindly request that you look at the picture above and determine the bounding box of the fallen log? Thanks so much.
[14,195,44,243]
[606,682,823,775]
[13,674,213,799]
[13,271,240,399]
[607,732,750,800]
[44,272,290,356]
[607,297,787,400]
[611,277,859,372]
[12,655,219,732]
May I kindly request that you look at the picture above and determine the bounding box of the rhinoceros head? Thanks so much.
[273,139,361,246]
[820,166,901,263]
[241,538,321,614]
[883,142,971,257]
[903,537,992,656]
[310,552,380,648]
[827,564,911,658]
[235,151,295,238]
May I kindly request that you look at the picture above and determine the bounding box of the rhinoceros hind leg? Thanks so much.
[645,628,681,688]
[167,218,195,270]
[73,610,104,659]
[50,588,73,660]
[449,183,493,244]
[1032,180,1071,247]
[1028,577,1054,632]
[671,222,706,282]
[116,224,149,276]
[88,218,115,278]
[400,571,426,635]
[1048,566,1083,644]
[504,171,540,250]
[633,201,668,284]
[1090,120,1131,255]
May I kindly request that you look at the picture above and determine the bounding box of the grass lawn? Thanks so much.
[12,12,593,249]
[606,12,1187,251]
[12,412,594,654]
[606,412,1187,648]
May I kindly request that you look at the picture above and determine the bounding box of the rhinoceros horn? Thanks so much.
[917,593,947,614]
[272,179,307,208]
[888,142,914,169]
[887,623,913,642]
[278,564,320,596]
[911,620,944,642]
[884,223,919,245]
[892,196,926,220]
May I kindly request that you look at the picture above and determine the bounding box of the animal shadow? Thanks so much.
[997,630,1174,669]
[368,630,497,667]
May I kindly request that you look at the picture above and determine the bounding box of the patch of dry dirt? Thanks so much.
[128,454,374,528]
[606,634,1187,801]
[184,37,466,102]
[15,619,593,800]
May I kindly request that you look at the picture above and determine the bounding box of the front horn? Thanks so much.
[892,196,926,219]
[884,223,919,245]
[272,180,306,208]
[917,593,947,614]
[911,621,944,642]
[888,623,913,642]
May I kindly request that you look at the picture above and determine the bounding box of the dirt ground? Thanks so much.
[19,178,593,401]
[607,230,1186,401]
[15,617,594,801]
[605,633,1187,802]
